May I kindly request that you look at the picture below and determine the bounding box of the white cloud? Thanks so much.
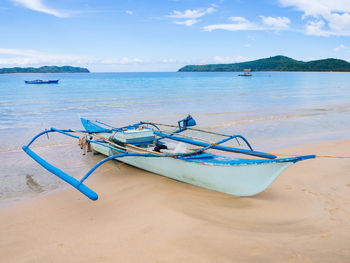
[203,16,290,32]
[125,10,133,15]
[279,0,350,36]
[334,44,347,52]
[0,48,93,66]
[168,6,215,26]
[164,56,248,65]
[203,17,260,32]
[0,48,253,72]
[11,0,68,17]
[327,12,350,35]
[0,48,38,56]
[173,19,199,26]
[0,48,172,67]
[305,20,330,36]
[211,56,247,63]
[161,58,179,63]
[279,0,350,16]
[168,7,215,19]
[100,58,145,65]
[261,16,290,30]
[230,16,248,23]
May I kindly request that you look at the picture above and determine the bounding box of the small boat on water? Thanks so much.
[238,68,252,77]
[22,115,315,200]
[25,80,59,84]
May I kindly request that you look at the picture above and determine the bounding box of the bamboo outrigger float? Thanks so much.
[22,115,315,200]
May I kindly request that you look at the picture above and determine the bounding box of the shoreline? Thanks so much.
[0,135,349,205]
[2,71,350,75]
[0,133,348,205]
[1,138,349,262]
[177,70,350,73]
[0,72,90,75]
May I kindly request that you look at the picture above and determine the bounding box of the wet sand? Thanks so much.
[1,139,350,262]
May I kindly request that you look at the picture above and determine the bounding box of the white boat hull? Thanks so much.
[92,143,293,196]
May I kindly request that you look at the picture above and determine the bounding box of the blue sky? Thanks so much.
[0,0,350,71]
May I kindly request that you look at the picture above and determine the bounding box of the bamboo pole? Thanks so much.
[155,129,212,143]
[142,121,231,138]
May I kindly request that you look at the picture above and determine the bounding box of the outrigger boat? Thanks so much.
[25,80,59,84]
[22,115,315,200]
[238,68,252,77]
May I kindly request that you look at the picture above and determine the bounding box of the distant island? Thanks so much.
[0,66,90,74]
[178,56,350,72]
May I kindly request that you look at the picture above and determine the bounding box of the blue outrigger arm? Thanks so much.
[154,131,277,159]
[23,145,100,200]
[22,128,160,201]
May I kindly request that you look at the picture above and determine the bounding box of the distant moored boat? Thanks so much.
[238,69,252,77]
[25,80,59,84]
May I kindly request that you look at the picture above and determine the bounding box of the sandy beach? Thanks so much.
[1,139,349,263]
[3,0,350,261]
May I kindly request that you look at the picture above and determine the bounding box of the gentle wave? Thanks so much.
[0,141,76,154]
[203,109,349,130]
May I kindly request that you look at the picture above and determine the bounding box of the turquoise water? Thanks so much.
[1,72,350,150]
[1,72,350,202]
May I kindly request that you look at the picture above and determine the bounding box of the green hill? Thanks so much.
[0,66,90,74]
[178,56,350,72]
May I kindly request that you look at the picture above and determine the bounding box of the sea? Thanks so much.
[1,72,350,204]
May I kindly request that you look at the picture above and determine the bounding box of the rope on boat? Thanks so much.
[71,129,164,156]
[315,155,350,159]
[274,154,350,159]
[159,129,213,143]
[156,128,253,151]
[142,121,233,137]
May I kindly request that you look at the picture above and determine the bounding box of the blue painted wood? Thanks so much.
[154,131,277,159]
[182,153,316,165]
[78,153,160,185]
[81,118,111,133]
[25,80,59,84]
[22,146,98,200]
